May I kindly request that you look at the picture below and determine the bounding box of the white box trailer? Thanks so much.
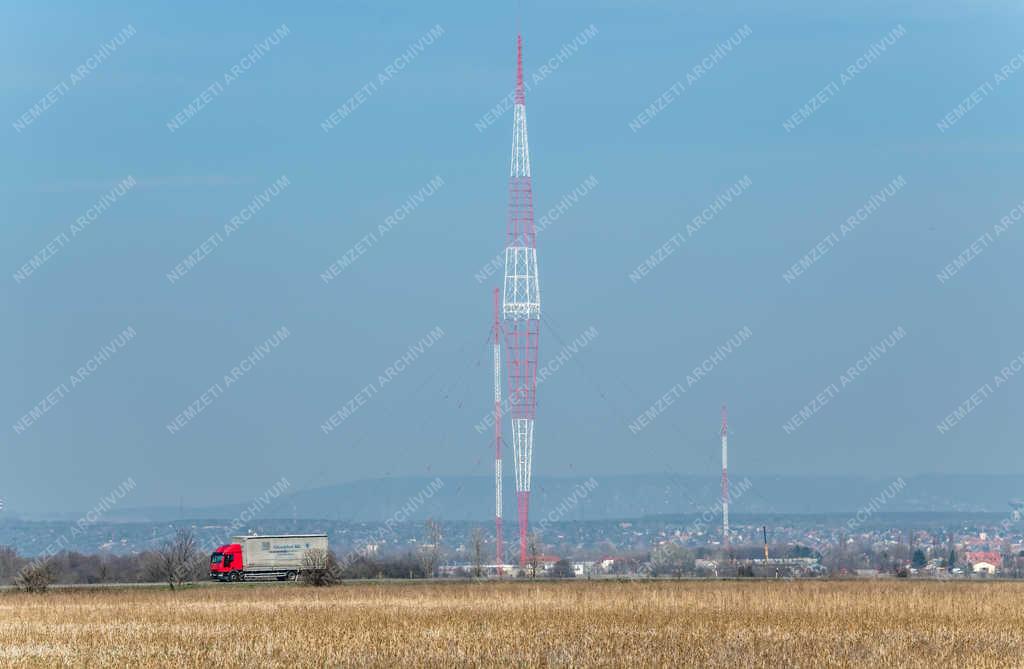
[231,534,328,580]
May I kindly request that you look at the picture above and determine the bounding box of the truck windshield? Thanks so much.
[210,553,223,564]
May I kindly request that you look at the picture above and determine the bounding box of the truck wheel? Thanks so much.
[230,571,242,582]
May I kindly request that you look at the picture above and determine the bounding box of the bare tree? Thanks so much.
[649,543,693,578]
[96,557,112,584]
[470,528,486,578]
[15,559,59,593]
[300,548,336,586]
[527,532,541,579]
[0,546,23,585]
[147,528,199,590]
[419,519,442,577]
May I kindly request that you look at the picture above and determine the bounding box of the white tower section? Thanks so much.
[510,101,531,178]
[503,100,540,320]
[511,418,534,493]
[494,340,502,521]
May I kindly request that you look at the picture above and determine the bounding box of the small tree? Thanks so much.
[338,554,381,580]
[300,548,336,586]
[0,545,23,585]
[96,557,112,583]
[470,527,486,578]
[649,543,692,577]
[527,533,541,579]
[788,545,818,559]
[549,559,575,578]
[912,549,926,569]
[419,519,442,577]
[16,559,59,593]
[148,528,198,590]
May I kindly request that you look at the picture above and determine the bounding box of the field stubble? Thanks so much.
[0,580,1022,667]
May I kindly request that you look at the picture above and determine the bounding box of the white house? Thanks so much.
[972,561,998,575]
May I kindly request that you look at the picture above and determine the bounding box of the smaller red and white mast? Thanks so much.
[493,288,504,574]
[721,404,730,547]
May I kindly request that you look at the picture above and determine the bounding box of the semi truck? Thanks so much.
[210,534,328,582]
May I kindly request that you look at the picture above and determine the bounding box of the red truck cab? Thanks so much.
[210,543,244,581]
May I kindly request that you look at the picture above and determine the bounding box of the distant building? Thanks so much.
[752,557,818,567]
[571,561,596,577]
[973,561,998,575]
[967,551,1002,574]
[437,563,516,577]
[597,556,630,572]
[534,555,562,572]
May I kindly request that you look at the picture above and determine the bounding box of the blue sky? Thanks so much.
[3,1,1023,513]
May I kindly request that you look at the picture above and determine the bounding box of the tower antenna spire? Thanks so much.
[515,34,525,105]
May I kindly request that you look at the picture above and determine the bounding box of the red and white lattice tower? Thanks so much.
[492,288,504,574]
[502,34,541,567]
[721,404,730,547]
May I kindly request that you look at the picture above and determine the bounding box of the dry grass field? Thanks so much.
[1,580,1023,667]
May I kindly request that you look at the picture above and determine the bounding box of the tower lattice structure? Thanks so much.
[502,34,541,568]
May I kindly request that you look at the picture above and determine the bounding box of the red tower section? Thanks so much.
[501,34,541,567]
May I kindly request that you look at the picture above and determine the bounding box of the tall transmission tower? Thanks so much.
[502,34,541,567]
[492,288,504,574]
[721,404,730,547]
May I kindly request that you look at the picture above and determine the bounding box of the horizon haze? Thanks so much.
[4,1,1024,515]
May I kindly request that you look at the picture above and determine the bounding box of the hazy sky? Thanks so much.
[3,1,1023,513]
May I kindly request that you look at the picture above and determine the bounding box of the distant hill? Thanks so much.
[29,473,1024,523]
